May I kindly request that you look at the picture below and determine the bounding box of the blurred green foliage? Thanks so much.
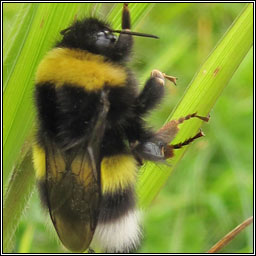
[3,3,252,253]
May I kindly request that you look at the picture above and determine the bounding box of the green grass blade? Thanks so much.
[3,151,35,252]
[3,3,89,187]
[18,224,35,253]
[3,4,38,92]
[137,4,253,208]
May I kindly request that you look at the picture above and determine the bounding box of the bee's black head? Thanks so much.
[56,18,124,61]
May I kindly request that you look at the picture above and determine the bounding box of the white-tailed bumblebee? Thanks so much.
[33,3,209,253]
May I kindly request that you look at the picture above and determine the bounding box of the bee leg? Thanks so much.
[162,129,205,159]
[134,69,167,115]
[156,112,210,144]
[157,112,210,159]
[172,129,205,149]
[122,3,131,30]
[162,73,178,85]
[150,69,166,86]
[113,4,133,60]
[151,69,178,85]
[132,113,209,162]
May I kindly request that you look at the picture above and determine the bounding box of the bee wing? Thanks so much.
[46,90,110,252]
[45,143,99,252]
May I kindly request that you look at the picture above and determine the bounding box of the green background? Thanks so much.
[3,3,253,253]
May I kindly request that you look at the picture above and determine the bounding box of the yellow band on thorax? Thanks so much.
[101,154,137,194]
[35,48,127,91]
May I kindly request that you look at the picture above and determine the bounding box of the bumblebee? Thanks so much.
[33,4,208,253]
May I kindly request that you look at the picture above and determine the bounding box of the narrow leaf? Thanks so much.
[137,4,253,208]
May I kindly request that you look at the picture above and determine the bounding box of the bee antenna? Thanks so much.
[110,29,159,39]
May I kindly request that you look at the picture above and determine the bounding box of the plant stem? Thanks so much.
[207,216,253,253]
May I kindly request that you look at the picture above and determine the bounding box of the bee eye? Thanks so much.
[95,30,117,48]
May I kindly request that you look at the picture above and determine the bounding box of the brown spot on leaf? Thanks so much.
[40,18,44,29]
[213,67,220,77]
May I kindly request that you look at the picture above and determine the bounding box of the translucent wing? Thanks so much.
[45,90,110,252]
[45,142,99,252]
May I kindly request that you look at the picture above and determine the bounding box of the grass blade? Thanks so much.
[137,4,253,208]
[3,151,35,252]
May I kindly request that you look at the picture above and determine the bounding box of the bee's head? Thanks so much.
[56,4,158,62]
[57,18,118,58]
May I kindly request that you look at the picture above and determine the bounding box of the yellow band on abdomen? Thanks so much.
[101,154,137,194]
[32,143,46,179]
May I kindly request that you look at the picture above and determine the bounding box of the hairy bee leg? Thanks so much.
[158,113,209,159]
[132,113,209,162]
[151,69,178,85]
[113,4,133,60]
[122,3,131,29]
[157,112,210,144]
[150,69,166,86]
[134,70,166,115]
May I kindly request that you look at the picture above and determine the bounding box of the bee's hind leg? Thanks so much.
[157,113,210,159]
[132,112,209,162]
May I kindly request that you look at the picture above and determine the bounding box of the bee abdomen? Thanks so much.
[92,188,142,253]
[91,154,141,253]
[98,186,136,223]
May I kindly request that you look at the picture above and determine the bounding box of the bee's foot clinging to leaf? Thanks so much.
[177,112,210,123]
[172,129,204,149]
[162,129,204,159]
[156,113,210,159]
[157,112,209,144]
